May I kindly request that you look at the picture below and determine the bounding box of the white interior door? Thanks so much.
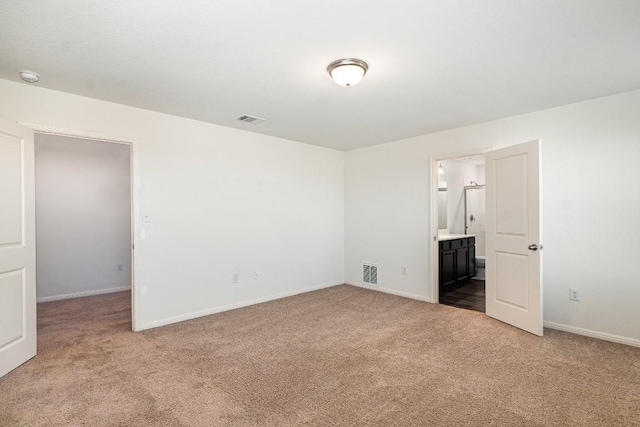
[0,118,36,377]
[485,140,542,336]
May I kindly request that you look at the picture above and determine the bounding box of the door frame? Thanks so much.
[18,122,141,331]
[429,147,492,305]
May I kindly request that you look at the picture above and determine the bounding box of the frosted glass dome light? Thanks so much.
[327,59,368,87]
[19,70,40,83]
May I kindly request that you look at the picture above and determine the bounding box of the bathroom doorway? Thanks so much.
[435,154,486,313]
[431,141,543,335]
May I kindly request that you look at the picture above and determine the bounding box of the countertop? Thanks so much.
[438,234,475,241]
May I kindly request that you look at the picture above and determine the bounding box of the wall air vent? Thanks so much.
[362,263,379,286]
[235,115,266,125]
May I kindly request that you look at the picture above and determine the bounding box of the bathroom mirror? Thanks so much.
[438,184,447,230]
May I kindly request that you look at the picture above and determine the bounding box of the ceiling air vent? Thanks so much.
[362,263,379,286]
[235,115,266,125]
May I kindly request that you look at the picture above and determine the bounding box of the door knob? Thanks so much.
[528,244,538,251]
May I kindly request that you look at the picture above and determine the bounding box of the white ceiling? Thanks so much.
[1,1,639,151]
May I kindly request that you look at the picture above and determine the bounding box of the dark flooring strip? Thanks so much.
[440,279,485,313]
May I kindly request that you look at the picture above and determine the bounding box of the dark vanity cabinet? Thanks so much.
[439,236,476,293]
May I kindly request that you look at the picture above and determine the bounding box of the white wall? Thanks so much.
[35,134,131,302]
[0,78,345,330]
[3,76,638,345]
[345,89,640,343]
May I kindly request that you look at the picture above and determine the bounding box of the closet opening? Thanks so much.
[34,132,134,348]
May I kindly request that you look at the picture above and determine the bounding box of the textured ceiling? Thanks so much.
[1,1,639,151]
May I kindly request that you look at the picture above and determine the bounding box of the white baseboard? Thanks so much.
[344,283,639,348]
[544,321,640,348]
[139,281,344,331]
[37,286,131,303]
[345,281,430,302]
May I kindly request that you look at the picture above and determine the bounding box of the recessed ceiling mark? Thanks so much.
[235,115,266,125]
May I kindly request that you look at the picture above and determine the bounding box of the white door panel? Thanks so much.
[486,140,542,336]
[0,132,23,244]
[0,118,36,378]
[495,153,528,236]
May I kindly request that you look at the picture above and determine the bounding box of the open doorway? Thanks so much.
[436,155,486,312]
[34,133,133,347]
[431,140,543,336]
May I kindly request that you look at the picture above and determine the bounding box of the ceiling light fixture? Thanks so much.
[438,162,445,175]
[19,70,40,83]
[327,58,368,87]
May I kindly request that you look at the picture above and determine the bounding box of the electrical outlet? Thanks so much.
[401,266,408,275]
[569,288,580,301]
[232,273,239,284]
[116,263,124,272]
[254,270,258,280]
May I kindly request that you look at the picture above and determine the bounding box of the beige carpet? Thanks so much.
[1,285,639,426]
